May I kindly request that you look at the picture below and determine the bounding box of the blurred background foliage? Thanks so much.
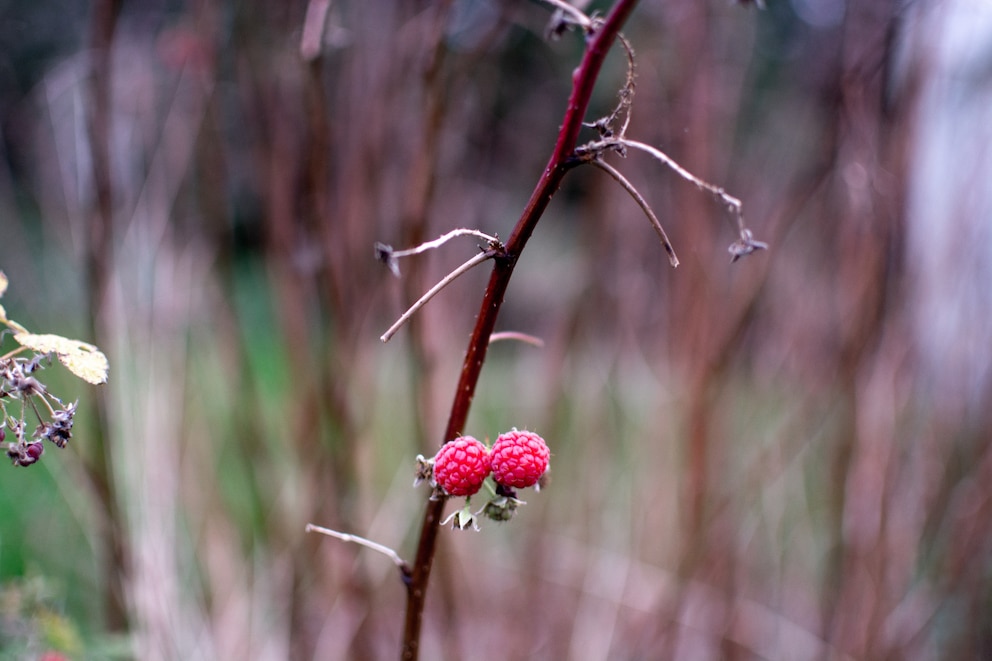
[1,0,992,659]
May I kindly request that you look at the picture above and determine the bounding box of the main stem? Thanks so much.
[400,1,640,658]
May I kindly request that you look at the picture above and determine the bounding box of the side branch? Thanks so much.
[381,250,495,343]
[590,158,678,267]
[623,138,744,223]
[375,228,500,277]
[306,524,411,577]
[538,0,594,31]
[578,136,769,261]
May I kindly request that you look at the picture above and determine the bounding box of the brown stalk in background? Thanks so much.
[83,0,129,633]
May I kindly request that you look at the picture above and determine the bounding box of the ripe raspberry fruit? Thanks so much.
[490,430,549,489]
[433,436,491,497]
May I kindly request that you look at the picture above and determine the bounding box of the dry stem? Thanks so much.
[306,524,411,576]
[387,229,499,260]
[488,331,546,347]
[538,0,594,31]
[622,138,745,227]
[380,250,495,343]
[590,158,679,267]
[578,136,768,261]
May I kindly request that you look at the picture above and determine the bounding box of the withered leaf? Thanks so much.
[13,332,109,385]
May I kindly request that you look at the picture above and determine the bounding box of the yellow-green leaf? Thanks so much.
[13,332,109,385]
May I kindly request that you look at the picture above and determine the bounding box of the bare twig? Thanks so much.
[538,0,594,32]
[375,228,500,277]
[590,158,679,267]
[381,250,494,343]
[615,35,636,138]
[488,331,546,347]
[0,346,29,362]
[578,136,768,261]
[585,33,636,139]
[389,228,499,259]
[622,139,744,219]
[306,524,411,576]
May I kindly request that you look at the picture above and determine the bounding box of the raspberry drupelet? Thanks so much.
[432,436,491,497]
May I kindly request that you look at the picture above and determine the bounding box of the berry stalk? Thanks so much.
[400,1,641,657]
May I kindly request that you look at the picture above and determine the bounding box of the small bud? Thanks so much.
[25,441,44,461]
[441,504,481,531]
[478,494,525,523]
[413,454,434,488]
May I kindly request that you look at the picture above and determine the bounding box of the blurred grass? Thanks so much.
[0,250,981,657]
[0,447,108,658]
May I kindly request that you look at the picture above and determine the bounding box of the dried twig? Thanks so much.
[488,331,546,347]
[590,158,678,267]
[615,35,636,138]
[578,136,768,261]
[375,228,500,277]
[384,228,499,260]
[539,0,594,33]
[380,250,494,343]
[621,139,744,222]
[306,524,411,576]
[585,33,636,140]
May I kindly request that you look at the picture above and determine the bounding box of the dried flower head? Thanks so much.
[1,271,108,468]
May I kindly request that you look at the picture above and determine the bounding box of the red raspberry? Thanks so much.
[490,430,549,489]
[39,654,69,661]
[433,436,491,497]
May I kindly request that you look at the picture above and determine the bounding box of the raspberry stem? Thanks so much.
[400,2,641,657]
